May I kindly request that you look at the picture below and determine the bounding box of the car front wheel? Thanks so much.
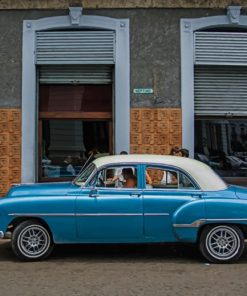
[11,220,54,261]
[199,225,245,263]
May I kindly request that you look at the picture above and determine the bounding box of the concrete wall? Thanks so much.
[0,1,246,9]
[0,8,227,108]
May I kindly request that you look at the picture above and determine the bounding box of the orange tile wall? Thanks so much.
[0,108,182,196]
[0,109,21,196]
[130,108,182,154]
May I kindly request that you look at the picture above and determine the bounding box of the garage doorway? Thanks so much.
[38,73,113,181]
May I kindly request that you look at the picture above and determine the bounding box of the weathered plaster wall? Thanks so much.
[0,10,66,108]
[0,0,246,9]
[0,8,228,108]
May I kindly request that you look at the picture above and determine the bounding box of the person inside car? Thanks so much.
[123,175,137,188]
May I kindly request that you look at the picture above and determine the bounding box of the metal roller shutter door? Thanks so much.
[36,31,115,65]
[194,66,247,116]
[39,65,113,84]
[194,31,247,66]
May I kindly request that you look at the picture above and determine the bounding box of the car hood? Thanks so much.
[6,182,74,198]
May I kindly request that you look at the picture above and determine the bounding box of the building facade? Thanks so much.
[0,0,247,195]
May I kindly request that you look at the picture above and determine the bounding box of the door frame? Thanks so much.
[180,6,246,157]
[22,8,130,183]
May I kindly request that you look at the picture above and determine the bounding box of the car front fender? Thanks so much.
[0,196,77,243]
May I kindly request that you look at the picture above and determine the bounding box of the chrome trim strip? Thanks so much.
[205,218,247,222]
[10,214,247,225]
[9,212,170,217]
[76,213,142,216]
[173,218,247,228]
[144,213,169,216]
[8,213,142,217]
[77,213,170,217]
[8,213,75,217]
[173,219,206,228]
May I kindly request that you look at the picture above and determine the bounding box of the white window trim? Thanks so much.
[22,10,130,183]
[180,6,247,158]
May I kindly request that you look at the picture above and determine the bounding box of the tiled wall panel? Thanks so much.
[0,108,181,195]
[130,108,182,155]
[0,109,21,196]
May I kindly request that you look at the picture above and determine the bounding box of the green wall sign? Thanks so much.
[133,88,153,94]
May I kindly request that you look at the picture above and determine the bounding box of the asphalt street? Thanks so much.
[0,240,247,296]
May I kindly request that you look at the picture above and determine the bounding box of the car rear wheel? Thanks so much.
[12,220,54,261]
[199,225,245,263]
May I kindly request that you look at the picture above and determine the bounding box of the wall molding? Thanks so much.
[0,0,246,9]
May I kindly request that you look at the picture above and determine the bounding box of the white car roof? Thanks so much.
[93,154,227,191]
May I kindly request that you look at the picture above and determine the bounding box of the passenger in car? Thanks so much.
[146,171,152,185]
[123,175,137,188]
[169,171,178,185]
[111,167,135,188]
[122,168,134,178]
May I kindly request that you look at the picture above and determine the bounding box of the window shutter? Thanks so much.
[36,31,115,65]
[39,65,113,84]
[194,31,247,66]
[194,66,247,116]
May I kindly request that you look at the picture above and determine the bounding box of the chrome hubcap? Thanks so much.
[17,225,50,258]
[206,226,240,260]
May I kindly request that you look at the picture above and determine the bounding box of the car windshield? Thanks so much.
[73,163,96,186]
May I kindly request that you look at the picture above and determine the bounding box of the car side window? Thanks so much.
[90,165,138,189]
[178,172,196,189]
[145,167,196,190]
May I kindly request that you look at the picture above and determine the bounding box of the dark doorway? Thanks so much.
[38,83,113,182]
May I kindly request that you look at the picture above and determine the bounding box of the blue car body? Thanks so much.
[1,156,247,247]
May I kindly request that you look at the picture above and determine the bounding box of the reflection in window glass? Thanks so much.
[178,172,195,189]
[195,119,247,177]
[39,84,112,113]
[146,168,178,189]
[41,120,109,179]
[146,167,195,190]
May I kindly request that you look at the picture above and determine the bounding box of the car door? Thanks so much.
[143,165,204,241]
[75,164,143,240]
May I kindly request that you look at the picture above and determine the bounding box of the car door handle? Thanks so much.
[89,189,99,198]
[130,192,142,198]
[191,193,202,199]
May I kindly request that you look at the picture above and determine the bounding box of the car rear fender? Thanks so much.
[172,199,205,242]
[205,198,247,222]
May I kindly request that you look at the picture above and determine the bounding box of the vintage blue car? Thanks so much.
[1,154,247,263]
